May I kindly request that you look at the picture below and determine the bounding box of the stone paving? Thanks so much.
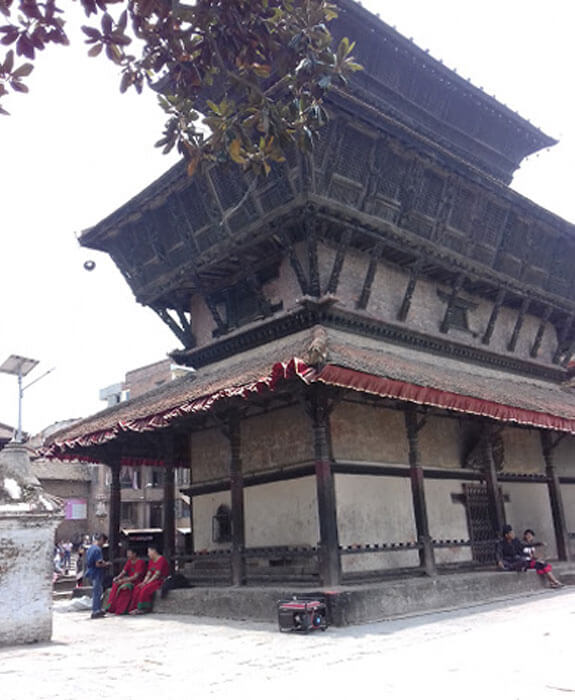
[1,589,574,700]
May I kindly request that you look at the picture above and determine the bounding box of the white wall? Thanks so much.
[244,477,319,547]
[424,479,470,564]
[504,482,557,559]
[192,491,231,551]
[192,477,319,551]
[335,474,419,571]
[0,515,59,646]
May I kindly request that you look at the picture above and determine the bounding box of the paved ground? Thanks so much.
[1,589,574,700]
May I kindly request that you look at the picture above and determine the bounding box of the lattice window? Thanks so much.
[180,182,209,229]
[312,119,336,170]
[209,167,248,211]
[415,170,444,217]
[377,151,406,201]
[501,214,528,252]
[529,229,554,269]
[336,128,372,183]
[449,187,475,233]
[479,201,507,246]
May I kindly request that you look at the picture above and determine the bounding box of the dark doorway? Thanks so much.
[150,503,163,529]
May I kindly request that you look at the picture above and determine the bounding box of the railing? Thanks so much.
[167,537,501,586]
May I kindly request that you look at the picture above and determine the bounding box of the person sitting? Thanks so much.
[128,545,170,615]
[522,528,564,589]
[497,524,533,572]
[105,548,147,615]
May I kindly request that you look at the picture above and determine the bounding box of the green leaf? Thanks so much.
[3,47,13,72]
[11,61,32,78]
[88,43,102,57]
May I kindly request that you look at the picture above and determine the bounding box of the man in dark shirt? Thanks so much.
[85,534,111,619]
[496,525,530,572]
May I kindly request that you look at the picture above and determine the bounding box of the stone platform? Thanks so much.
[155,564,575,627]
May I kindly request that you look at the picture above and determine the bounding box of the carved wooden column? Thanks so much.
[162,435,176,568]
[482,289,506,345]
[481,428,505,537]
[108,458,122,568]
[507,298,530,352]
[404,406,436,577]
[309,388,341,587]
[228,410,246,585]
[540,431,570,561]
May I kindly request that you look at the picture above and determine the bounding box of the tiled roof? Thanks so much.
[44,325,575,458]
[32,460,93,482]
[321,329,575,429]
[44,330,315,453]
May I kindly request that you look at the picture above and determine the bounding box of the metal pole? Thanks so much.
[16,369,23,443]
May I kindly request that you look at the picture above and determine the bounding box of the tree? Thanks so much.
[0,0,360,175]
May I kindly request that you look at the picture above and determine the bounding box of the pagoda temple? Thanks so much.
[45,0,575,591]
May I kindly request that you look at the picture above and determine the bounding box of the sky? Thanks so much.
[1,0,574,436]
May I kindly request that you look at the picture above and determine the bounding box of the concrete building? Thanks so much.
[99,359,192,541]
[43,0,575,604]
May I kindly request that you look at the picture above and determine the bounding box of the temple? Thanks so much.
[45,0,575,599]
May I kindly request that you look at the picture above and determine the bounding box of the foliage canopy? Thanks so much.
[0,0,361,175]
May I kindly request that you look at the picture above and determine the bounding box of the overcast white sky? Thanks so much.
[1,0,574,436]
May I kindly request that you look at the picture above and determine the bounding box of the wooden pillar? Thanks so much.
[404,406,436,577]
[163,468,176,568]
[108,459,122,567]
[228,410,246,585]
[482,289,506,345]
[481,429,505,537]
[309,388,341,587]
[188,494,195,554]
[540,431,570,561]
[507,298,530,352]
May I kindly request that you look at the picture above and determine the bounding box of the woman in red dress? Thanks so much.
[105,548,147,615]
[128,546,170,614]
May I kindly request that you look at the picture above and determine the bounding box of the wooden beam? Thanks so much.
[540,431,571,561]
[507,297,530,352]
[308,388,341,586]
[244,269,273,318]
[228,410,246,585]
[162,435,176,568]
[326,229,352,295]
[151,305,194,349]
[142,214,168,264]
[397,260,421,322]
[482,288,506,345]
[170,193,200,256]
[431,178,455,245]
[357,242,383,310]
[306,216,321,298]
[168,194,227,335]
[530,306,552,358]
[108,459,122,570]
[280,229,308,294]
[552,314,574,365]
[439,273,465,334]
[397,155,420,228]
[404,406,436,577]
[175,307,196,348]
[481,428,505,537]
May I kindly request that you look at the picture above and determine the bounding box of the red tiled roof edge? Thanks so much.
[316,365,575,434]
[42,358,314,459]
